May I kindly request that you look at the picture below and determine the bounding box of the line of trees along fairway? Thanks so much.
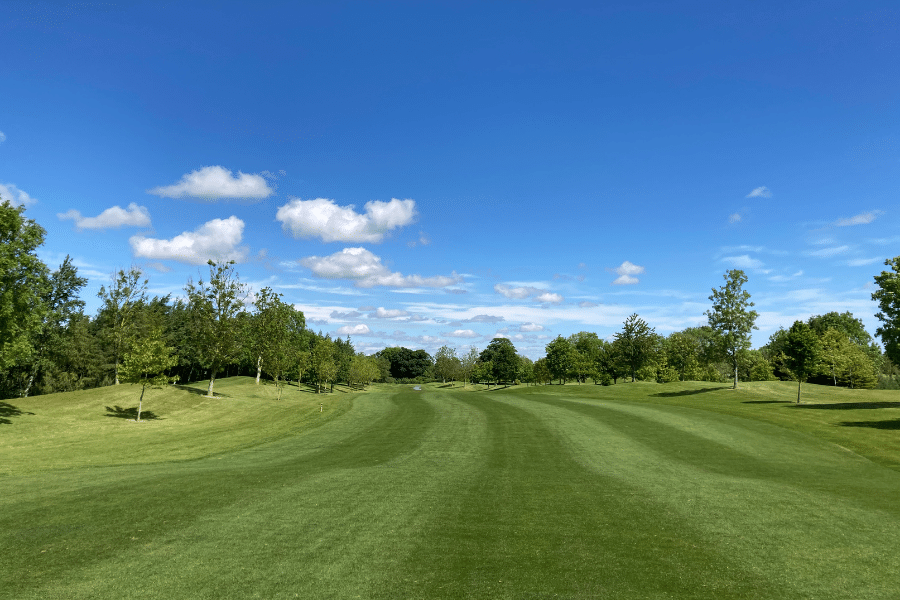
[7,198,900,398]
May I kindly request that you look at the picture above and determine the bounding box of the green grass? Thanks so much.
[2,378,900,598]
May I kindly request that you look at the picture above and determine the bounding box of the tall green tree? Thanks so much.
[705,269,758,389]
[185,260,248,397]
[251,287,305,398]
[434,345,461,384]
[783,321,820,403]
[872,256,900,368]
[97,266,148,385]
[614,314,656,382]
[459,346,479,387]
[0,198,49,372]
[20,256,87,397]
[479,338,519,384]
[119,328,178,422]
[545,335,574,384]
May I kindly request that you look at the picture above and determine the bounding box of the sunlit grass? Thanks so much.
[2,378,900,598]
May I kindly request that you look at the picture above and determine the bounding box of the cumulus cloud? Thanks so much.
[336,323,371,336]
[299,247,462,288]
[611,260,645,285]
[447,329,479,338]
[746,186,771,198]
[129,216,248,265]
[461,314,505,324]
[148,166,273,200]
[806,245,850,258]
[0,183,37,207]
[723,255,764,269]
[835,210,883,227]
[58,203,151,230]
[519,323,544,332]
[494,284,564,303]
[276,197,416,243]
[371,307,410,319]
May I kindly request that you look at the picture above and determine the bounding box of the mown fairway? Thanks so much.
[3,378,900,599]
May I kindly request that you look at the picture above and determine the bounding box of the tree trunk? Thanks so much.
[796,378,801,404]
[207,368,217,397]
[137,384,146,421]
[256,355,262,385]
[733,361,738,389]
[115,360,120,385]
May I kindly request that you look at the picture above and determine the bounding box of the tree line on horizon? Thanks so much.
[3,197,900,402]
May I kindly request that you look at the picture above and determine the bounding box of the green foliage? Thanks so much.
[0,198,49,371]
[184,260,249,397]
[479,337,519,383]
[97,266,148,385]
[377,347,434,380]
[544,335,575,384]
[783,321,821,403]
[872,256,900,367]
[706,269,758,389]
[614,314,656,382]
[119,329,178,421]
[434,345,461,383]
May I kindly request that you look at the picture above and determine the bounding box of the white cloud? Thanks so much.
[806,245,850,258]
[129,216,248,265]
[746,186,771,198]
[461,314,505,323]
[578,301,598,308]
[535,292,564,304]
[494,284,564,303]
[336,323,371,336]
[276,197,416,243]
[729,213,741,223]
[723,255,764,269]
[0,183,37,207]
[148,166,273,200]
[519,323,544,332]
[58,203,151,230]
[299,247,461,288]
[0,131,6,144]
[611,260,645,285]
[846,257,881,266]
[447,329,479,338]
[371,307,410,319]
[835,210,882,227]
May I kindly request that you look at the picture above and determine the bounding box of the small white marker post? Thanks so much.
[320,403,323,413]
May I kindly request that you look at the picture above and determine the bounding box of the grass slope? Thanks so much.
[2,379,900,598]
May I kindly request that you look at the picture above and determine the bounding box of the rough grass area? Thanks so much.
[2,379,900,599]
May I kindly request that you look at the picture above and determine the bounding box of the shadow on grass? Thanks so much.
[0,401,35,425]
[840,419,900,430]
[651,387,729,398]
[105,405,162,420]
[792,402,900,410]
[173,384,230,399]
[743,400,793,404]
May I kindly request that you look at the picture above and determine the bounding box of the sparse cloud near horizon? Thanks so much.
[336,323,372,336]
[835,210,883,227]
[746,186,772,198]
[494,284,564,303]
[129,216,248,265]
[723,255,764,270]
[59,203,151,230]
[148,166,273,200]
[300,247,462,288]
[806,245,850,258]
[277,198,416,243]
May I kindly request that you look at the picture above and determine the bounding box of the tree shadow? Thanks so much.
[792,402,900,410]
[840,419,900,430]
[743,400,793,404]
[0,401,34,425]
[651,387,729,398]
[173,384,230,399]
[105,405,162,420]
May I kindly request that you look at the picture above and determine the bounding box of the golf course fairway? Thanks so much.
[2,377,900,599]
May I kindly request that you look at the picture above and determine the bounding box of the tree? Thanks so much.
[872,256,900,368]
[434,345,461,384]
[569,332,601,383]
[21,256,87,397]
[595,339,625,384]
[545,336,574,384]
[783,321,820,403]
[0,198,49,372]
[479,338,519,384]
[309,336,336,393]
[97,266,148,385]
[119,328,178,422]
[705,269,758,389]
[614,314,656,382]
[517,354,534,385]
[250,287,305,398]
[459,346,479,387]
[532,357,552,385]
[185,260,248,398]
[666,331,701,382]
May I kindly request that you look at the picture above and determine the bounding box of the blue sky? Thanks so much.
[2,0,898,359]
